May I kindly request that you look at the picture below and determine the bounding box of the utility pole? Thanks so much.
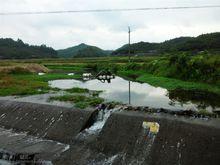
[128,26,131,104]
[128,26,131,63]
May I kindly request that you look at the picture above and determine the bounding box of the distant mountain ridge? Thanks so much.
[1,32,219,59]
[57,43,112,58]
[0,38,57,59]
[112,32,220,55]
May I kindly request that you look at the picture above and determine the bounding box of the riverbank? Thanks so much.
[1,70,219,98]
[1,55,219,92]
[0,73,80,96]
[0,56,219,103]
[2,77,218,118]
[118,70,220,96]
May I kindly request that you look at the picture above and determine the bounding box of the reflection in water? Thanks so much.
[96,70,115,83]
[49,77,219,111]
[168,89,220,110]
[129,80,131,104]
[82,71,116,83]
[97,76,114,83]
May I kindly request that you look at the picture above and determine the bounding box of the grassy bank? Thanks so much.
[0,61,88,96]
[79,53,220,95]
[118,70,220,95]
[0,73,80,96]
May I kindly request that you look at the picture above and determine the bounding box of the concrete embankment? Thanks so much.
[0,100,220,165]
[95,112,220,165]
[0,100,96,143]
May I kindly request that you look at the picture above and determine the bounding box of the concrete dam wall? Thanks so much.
[95,112,220,165]
[0,100,96,143]
[0,100,219,165]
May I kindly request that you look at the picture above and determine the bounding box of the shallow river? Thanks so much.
[49,76,219,111]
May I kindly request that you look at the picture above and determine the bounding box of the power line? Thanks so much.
[0,5,220,15]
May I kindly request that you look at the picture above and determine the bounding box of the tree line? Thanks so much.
[0,38,57,59]
[112,32,220,55]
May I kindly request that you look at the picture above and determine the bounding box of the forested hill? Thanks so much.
[0,38,57,59]
[112,32,220,55]
[57,43,112,58]
[1,32,219,59]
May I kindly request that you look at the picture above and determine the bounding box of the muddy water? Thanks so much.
[49,76,219,111]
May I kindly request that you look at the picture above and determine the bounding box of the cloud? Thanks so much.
[0,0,219,50]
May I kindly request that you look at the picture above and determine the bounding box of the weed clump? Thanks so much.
[49,95,104,109]
[65,87,89,93]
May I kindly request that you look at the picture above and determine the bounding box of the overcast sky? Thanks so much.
[0,0,219,50]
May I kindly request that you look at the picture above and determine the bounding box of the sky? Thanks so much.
[0,0,220,50]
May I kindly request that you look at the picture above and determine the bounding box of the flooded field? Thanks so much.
[49,76,219,111]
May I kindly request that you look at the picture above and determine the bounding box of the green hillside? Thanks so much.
[57,43,111,58]
[0,38,57,59]
[1,32,219,59]
[112,32,220,55]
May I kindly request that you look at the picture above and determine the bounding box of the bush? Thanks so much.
[124,62,142,70]
[86,63,120,73]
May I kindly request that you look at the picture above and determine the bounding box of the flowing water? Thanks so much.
[76,107,120,141]
[74,107,122,164]
[49,76,219,111]
[128,122,160,164]
[85,108,119,134]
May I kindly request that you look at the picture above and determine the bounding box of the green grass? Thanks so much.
[45,64,86,72]
[141,53,220,84]
[74,102,90,109]
[49,94,104,109]
[64,87,103,97]
[198,109,216,117]
[65,87,89,93]
[0,61,89,96]
[0,73,81,96]
[118,70,220,95]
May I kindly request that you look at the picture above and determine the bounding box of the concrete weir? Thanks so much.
[0,100,96,143]
[0,100,220,165]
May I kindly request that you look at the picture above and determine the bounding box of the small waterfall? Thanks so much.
[73,107,121,165]
[85,108,117,134]
[76,107,120,140]
[129,122,160,165]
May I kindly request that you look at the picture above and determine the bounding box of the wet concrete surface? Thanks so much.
[0,100,219,165]
[0,127,69,162]
[0,100,96,143]
[95,112,220,165]
[54,111,220,165]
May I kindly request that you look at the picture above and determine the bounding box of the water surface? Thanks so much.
[49,77,219,111]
